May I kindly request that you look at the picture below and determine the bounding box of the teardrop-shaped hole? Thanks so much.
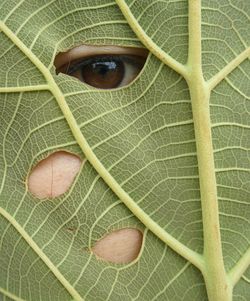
[28,151,81,199]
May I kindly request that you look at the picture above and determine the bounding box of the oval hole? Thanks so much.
[92,228,143,264]
[28,151,81,199]
[54,45,148,89]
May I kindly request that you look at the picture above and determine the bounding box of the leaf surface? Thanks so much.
[0,1,249,300]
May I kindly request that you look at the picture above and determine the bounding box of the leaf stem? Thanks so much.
[187,1,232,300]
[188,78,232,301]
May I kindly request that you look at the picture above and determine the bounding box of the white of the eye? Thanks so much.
[118,61,140,87]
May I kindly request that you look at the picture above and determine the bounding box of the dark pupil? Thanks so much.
[81,60,125,89]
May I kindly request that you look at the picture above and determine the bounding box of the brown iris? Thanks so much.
[80,59,125,89]
[55,46,148,89]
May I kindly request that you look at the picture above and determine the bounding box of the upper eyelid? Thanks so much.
[54,45,148,70]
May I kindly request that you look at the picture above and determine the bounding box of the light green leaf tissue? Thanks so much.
[0,1,249,300]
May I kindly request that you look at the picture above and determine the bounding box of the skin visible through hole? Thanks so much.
[92,228,143,264]
[54,45,148,70]
[28,151,81,198]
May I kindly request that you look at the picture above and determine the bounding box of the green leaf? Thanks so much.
[0,1,249,300]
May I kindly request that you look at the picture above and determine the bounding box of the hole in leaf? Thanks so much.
[92,228,143,264]
[28,151,81,199]
[54,45,148,89]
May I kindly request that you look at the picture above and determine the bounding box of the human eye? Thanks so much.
[55,45,148,89]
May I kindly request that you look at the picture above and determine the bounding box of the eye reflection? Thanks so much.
[55,46,148,89]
